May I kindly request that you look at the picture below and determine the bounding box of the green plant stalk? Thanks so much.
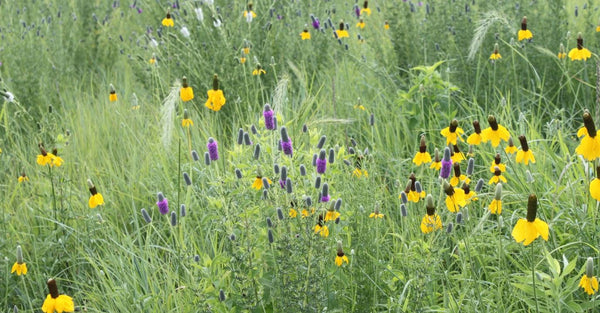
[531,244,539,313]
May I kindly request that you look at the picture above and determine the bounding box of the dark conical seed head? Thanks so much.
[449,119,459,132]
[518,135,529,151]
[487,115,499,131]
[526,194,538,222]
[472,120,481,134]
[47,279,59,299]
[583,110,597,137]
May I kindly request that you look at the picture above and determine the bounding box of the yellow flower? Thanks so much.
[89,193,104,208]
[558,52,566,59]
[289,208,298,218]
[569,33,592,61]
[420,213,442,234]
[490,154,506,173]
[42,279,74,313]
[252,67,266,76]
[517,17,532,41]
[597,26,600,32]
[336,29,349,38]
[352,168,368,178]
[467,121,483,145]
[590,171,600,201]
[243,10,257,18]
[451,146,466,163]
[37,145,54,166]
[180,78,194,102]
[50,150,64,168]
[505,137,518,154]
[369,210,384,218]
[335,251,349,266]
[576,111,600,160]
[430,161,441,170]
[449,163,469,187]
[511,194,549,246]
[252,176,270,190]
[444,183,466,213]
[515,135,535,164]
[240,57,246,64]
[314,224,329,237]
[440,119,464,145]
[357,20,365,29]
[384,21,390,30]
[360,3,372,16]
[489,51,502,60]
[243,47,250,55]
[301,208,314,218]
[464,189,478,204]
[488,174,507,185]
[481,115,510,147]
[205,75,226,111]
[11,262,27,275]
[300,29,311,40]
[182,119,193,127]
[324,210,340,222]
[489,199,502,214]
[413,135,431,165]
[109,92,117,102]
[407,190,423,203]
[18,173,29,183]
[580,275,599,295]
[162,13,174,27]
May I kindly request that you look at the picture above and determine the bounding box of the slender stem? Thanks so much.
[49,166,57,229]
[531,244,539,313]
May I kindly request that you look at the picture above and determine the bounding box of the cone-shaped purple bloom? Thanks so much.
[280,127,293,156]
[310,14,320,29]
[207,137,219,160]
[156,192,169,215]
[440,147,452,179]
[263,104,275,130]
[316,149,327,174]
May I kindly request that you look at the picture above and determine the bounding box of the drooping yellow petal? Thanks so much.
[412,152,432,166]
[533,218,549,241]
[489,199,502,214]
[518,29,533,41]
[420,214,442,233]
[576,135,600,160]
[590,178,600,201]
[467,133,482,145]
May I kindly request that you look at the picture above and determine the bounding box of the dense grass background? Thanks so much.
[1,0,600,312]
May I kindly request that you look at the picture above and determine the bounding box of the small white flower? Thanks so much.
[195,7,204,21]
[180,26,190,38]
[213,17,221,28]
[149,38,158,48]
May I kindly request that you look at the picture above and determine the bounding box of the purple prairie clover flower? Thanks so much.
[263,104,275,130]
[440,147,453,179]
[157,192,169,215]
[321,183,330,202]
[207,137,219,160]
[310,14,320,29]
[280,127,293,156]
[354,5,360,18]
[279,180,286,189]
[316,149,327,174]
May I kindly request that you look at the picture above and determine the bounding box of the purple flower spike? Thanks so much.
[157,192,169,215]
[280,127,293,156]
[321,194,330,202]
[310,14,320,29]
[354,5,360,18]
[440,147,453,179]
[263,104,275,130]
[207,137,219,161]
[279,180,286,189]
[316,149,327,174]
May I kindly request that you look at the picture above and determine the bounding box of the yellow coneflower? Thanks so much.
[568,33,592,61]
[384,21,390,30]
[580,257,599,295]
[181,109,193,127]
[467,120,483,145]
[162,12,174,27]
[451,145,466,163]
[505,137,518,154]
[369,209,384,218]
[335,241,349,266]
[300,28,311,40]
[404,174,425,203]
[489,43,502,60]
[180,76,194,102]
[412,135,432,166]
[88,179,105,209]
[336,21,349,38]
[462,183,478,204]
[443,181,466,213]
[149,54,157,64]
[50,149,64,167]
[481,115,510,147]
[511,194,549,246]
[515,135,535,165]
[421,195,442,233]
[590,166,600,201]
[488,183,502,214]
[205,74,226,111]
[41,279,74,313]
[301,207,314,218]
[356,19,365,29]
[314,214,329,237]
[37,144,55,166]
[243,3,257,19]
[557,43,566,59]
[324,208,340,222]
[430,148,442,170]
[252,64,266,76]
[360,1,372,16]
[109,84,117,102]
[517,16,533,41]
[440,119,464,145]
[489,153,506,173]
[11,245,27,276]
[18,172,29,183]
[489,166,507,184]
[450,163,470,187]
[289,208,298,218]
[575,110,600,160]
[251,176,270,190]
